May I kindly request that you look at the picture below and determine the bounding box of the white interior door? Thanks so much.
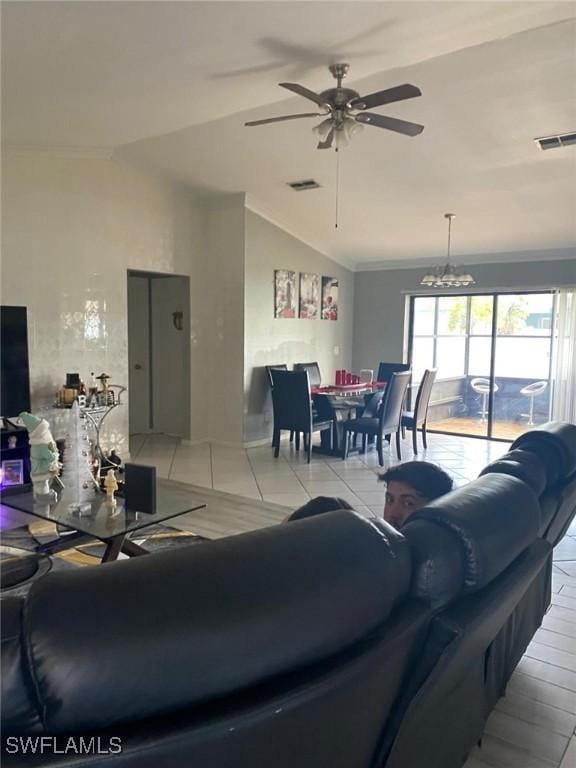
[127,275,151,434]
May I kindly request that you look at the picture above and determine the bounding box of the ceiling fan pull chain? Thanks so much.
[335,147,340,230]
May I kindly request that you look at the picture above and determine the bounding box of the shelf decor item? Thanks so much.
[18,411,60,502]
[60,402,98,515]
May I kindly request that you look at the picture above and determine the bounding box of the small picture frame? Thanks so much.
[299,272,320,319]
[321,277,339,320]
[1,459,24,487]
[274,269,297,318]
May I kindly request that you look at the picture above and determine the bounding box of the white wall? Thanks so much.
[1,151,210,453]
[244,209,354,444]
[201,194,246,445]
[1,154,355,451]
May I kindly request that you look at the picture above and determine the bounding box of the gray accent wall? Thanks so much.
[244,210,354,444]
[352,257,576,373]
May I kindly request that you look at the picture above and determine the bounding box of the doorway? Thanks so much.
[408,291,555,440]
[127,271,191,439]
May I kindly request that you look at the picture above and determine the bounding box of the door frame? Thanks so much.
[127,269,191,438]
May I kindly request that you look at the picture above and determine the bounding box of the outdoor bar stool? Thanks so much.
[471,377,499,424]
[520,380,548,426]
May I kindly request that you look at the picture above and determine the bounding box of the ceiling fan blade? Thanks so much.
[279,82,326,106]
[350,84,421,110]
[355,112,424,136]
[317,127,335,150]
[245,112,324,127]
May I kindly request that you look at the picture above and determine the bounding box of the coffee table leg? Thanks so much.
[102,535,126,562]
[120,539,149,558]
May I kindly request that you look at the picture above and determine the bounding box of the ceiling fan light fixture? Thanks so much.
[313,117,334,138]
[420,214,476,289]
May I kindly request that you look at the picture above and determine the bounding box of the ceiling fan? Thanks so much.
[245,63,424,149]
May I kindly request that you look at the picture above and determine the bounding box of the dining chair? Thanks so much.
[294,362,322,388]
[376,362,410,384]
[401,368,437,454]
[265,363,288,388]
[270,369,333,463]
[342,371,411,465]
[348,390,386,454]
[265,364,295,445]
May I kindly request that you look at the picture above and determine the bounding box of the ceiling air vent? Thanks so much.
[535,132,576,150]
[287,179,321,191]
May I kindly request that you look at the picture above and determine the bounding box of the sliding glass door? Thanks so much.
[492,294,554,440]
[409,292,554,440]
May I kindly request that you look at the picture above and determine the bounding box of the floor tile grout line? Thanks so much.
[519,666,576,695]
[494,695,576,737]
[167,437,179,480]
[477,733,559,767]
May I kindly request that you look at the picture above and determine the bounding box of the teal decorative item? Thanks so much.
[19,411,60,501]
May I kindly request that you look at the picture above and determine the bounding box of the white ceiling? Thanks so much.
[3,1,576,269]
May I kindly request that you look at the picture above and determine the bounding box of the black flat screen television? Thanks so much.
[1,306,31,420]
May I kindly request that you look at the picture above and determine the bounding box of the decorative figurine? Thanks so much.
[60,402,98,514]
[107,450,122,468]
[104,468,118,506]
[19,411,60,502]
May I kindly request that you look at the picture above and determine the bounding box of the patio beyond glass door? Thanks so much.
[409,292,554,441]
[492,294,553,440]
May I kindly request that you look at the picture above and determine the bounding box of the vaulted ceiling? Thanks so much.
[3,1,576,269]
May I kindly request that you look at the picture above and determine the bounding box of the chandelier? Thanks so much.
[420,213,476,288]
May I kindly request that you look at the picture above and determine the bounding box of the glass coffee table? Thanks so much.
[1,480,207,563]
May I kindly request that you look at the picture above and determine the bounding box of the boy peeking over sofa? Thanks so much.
[288,461,453,530]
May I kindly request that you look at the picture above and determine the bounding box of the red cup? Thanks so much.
[336,370,342,385]
[354,375,360,384]
[346,372,352,384]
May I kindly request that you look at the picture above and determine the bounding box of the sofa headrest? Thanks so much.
[286,495,354,520]
[401,519,465,607]
[511,421,576,485]
[409,474,541,593]
[22,510,411,734]
[479,448,547,496]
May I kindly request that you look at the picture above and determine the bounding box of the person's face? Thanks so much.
[383,480,429,529]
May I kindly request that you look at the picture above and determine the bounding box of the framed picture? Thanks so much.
[274,270,296,318]
[299,272,319,319]
[321,277,339,320]
[1,459,24,487]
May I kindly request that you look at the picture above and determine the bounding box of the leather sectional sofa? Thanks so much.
[2,421,576,768]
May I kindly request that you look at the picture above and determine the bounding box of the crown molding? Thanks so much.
[353,247,576,272]
[2,144,114,159]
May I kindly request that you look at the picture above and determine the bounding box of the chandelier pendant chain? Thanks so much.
[335,147,340,230]
[446,212,453,269]
[420,212,476,288]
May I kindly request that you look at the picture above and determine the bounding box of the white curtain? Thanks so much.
[551,289,576,424]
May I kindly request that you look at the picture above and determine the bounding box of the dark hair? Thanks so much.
[379,462,453,501]
[287,496,354,522]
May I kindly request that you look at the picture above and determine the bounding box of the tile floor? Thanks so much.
[131,430,576,768]
[130,430,506,518]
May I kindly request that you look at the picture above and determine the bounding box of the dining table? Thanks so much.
[311,382,387,456]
